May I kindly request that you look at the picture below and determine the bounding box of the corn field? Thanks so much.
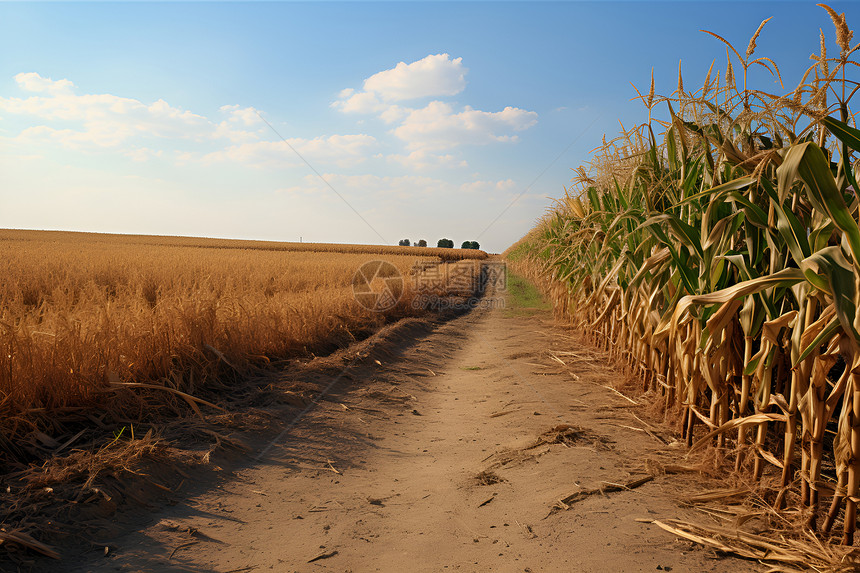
[509,6,860,544]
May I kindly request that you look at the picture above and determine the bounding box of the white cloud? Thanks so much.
[388,150,467,170]
[124,147,164,162]
[196,134,377,169]
[219,104,263,127]
[460,179,518,194]
[394,101,538,151]
[19,124,131,148]
[362,53,466,101]
[1,73,276,150]
[378,104,410,124]
[1,73,214,148]
[335,91,385,114]
[15,72,75,94]
[331,56,537,158]
[214,105,265,142]
[333,54,466,114]
[1,73,375,169]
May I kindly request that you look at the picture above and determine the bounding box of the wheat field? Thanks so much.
[0,229,462,431]
[0,229,488,261]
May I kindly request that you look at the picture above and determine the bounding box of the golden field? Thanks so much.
[0,229,473,424]
[0,229,489,261]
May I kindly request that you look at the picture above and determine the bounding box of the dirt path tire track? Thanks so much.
[60,299,759,572]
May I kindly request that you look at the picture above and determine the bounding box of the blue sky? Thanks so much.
[1,1,857,252]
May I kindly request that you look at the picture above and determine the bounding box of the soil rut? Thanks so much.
[58,300,758,572]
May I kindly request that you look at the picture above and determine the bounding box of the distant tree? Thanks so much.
[437,238,454,248]
[471,241,480,250]
[399,239,411,246]
[417,239,427,247]
[461,241,480,249]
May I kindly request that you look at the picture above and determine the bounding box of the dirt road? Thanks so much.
[61,291,757,572]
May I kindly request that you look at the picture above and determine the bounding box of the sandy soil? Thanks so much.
[53,296,761,573]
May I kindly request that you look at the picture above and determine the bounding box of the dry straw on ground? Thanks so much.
[0,230,484,468]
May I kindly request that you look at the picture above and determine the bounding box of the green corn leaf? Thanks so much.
[726,191,768,229]
[778,143,816,207]
[794,314,842,366]
[822,117,860,152]
[800,246,860,341]
[744,346,777,376]
[640,213,703,260]
[760,178,812,263]
[655,267,806,339]
[794,142,860,271]
[680,176,755,205]
[680,156,705,199]
[721,254,756,282]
